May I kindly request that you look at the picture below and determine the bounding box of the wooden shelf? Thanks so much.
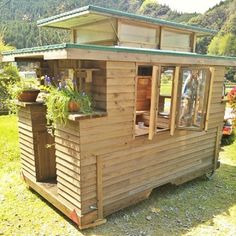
[68,110,107,121]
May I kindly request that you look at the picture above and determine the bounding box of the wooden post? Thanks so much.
[71,29,76,43]
[170,66,180,136]
[191,33,197,53]
[148,65,159,140]
[214,125,221,170]
[96,156,103,219]
[133,63,138,139]
[205,67,214,131]
[158,26,162,49]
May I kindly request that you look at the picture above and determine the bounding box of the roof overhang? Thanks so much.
[37,5,217,35]
[2,43,236,67]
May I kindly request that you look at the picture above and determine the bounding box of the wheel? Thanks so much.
[204,170,215,180]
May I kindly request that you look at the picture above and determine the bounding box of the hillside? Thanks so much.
[0,0,235,56]
[0,0,199,49]
[189,0,236,55]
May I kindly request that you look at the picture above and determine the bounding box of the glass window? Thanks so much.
[178,69,209,129]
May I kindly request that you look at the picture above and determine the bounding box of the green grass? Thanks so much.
[0,115,236,235]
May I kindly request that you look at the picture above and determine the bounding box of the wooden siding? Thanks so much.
[78,62,224,218]
[161,28,191,52]
[84,61,107,110]
[18,104,56,181]
[54,121,82,215]
[75,19,116,45]
[208,67,225,129]
[78,61,135,216]
[118,20,159,49]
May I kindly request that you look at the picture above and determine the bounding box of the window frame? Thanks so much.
[134,64,177,140]
[134,65,212,140]
[176,67,211,131]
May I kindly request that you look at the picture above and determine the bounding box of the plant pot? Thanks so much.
[68,100,80,112]
[18,89,40,102]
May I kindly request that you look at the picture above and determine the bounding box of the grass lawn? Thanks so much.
[0,115,236,236]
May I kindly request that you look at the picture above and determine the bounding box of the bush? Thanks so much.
[0,64,20,113]
[227,87,236,127]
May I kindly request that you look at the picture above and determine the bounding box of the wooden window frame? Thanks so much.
[176,67,211,131]
[134,64,179,140]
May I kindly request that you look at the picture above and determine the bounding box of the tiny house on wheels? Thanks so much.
[2,5,236,229]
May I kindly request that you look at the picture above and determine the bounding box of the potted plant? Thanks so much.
[45,84,93,125]
[8,78,40,102]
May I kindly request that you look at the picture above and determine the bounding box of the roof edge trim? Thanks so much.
[2,43,236,62]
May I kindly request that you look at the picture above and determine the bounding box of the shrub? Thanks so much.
[0,64,20,113]
[221,129,236,146]
[227,86,236,126]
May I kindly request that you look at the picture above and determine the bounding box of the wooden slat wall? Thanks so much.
[55,121,82,215]
[208,67,225,129]
[18,105,56,181]
[160,29,191,52]
[75,19,116,45]
[83,61,107,110]
[78,61,136,215]
[78,62,225,218]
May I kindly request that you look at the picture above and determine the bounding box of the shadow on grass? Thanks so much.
[84,162,236,236]
[27,188,79,229]
[27,162,236,236]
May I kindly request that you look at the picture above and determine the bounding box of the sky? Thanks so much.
[158,0,223,13]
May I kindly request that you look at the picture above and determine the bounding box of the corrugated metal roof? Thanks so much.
[3,43,236,62]
[37,5,216,35]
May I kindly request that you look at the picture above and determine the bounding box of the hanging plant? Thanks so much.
[44,80,93,125]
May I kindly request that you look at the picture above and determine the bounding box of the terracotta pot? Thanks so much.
[18,89,40,102]
[68,100,80,112]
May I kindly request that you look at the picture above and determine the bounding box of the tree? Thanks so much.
[0,35,14,53]
[208,33,236,56]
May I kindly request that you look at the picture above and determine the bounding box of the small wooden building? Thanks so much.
[2,5,236,229]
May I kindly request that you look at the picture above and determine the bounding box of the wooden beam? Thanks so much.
[66,49,236,67]
[205,67,215,131]
[96,155,103,219]
[170,66,180,136]
[148,65,159,140]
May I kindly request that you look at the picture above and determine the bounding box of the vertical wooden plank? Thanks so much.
[96,156,103,219]
[200,69,211,130]
[191,33,197,53]
[205,67,215,131]
[170,66,180,136]
[148,65,159,140]
[133,64,138,140]
[71,29,76,43]
[159,26,162,49]
[176,69,184,129]
[214,125,221,170]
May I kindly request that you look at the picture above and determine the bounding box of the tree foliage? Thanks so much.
[0,0,235,58]
[208,33,236,56]
[0,35,14,52]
